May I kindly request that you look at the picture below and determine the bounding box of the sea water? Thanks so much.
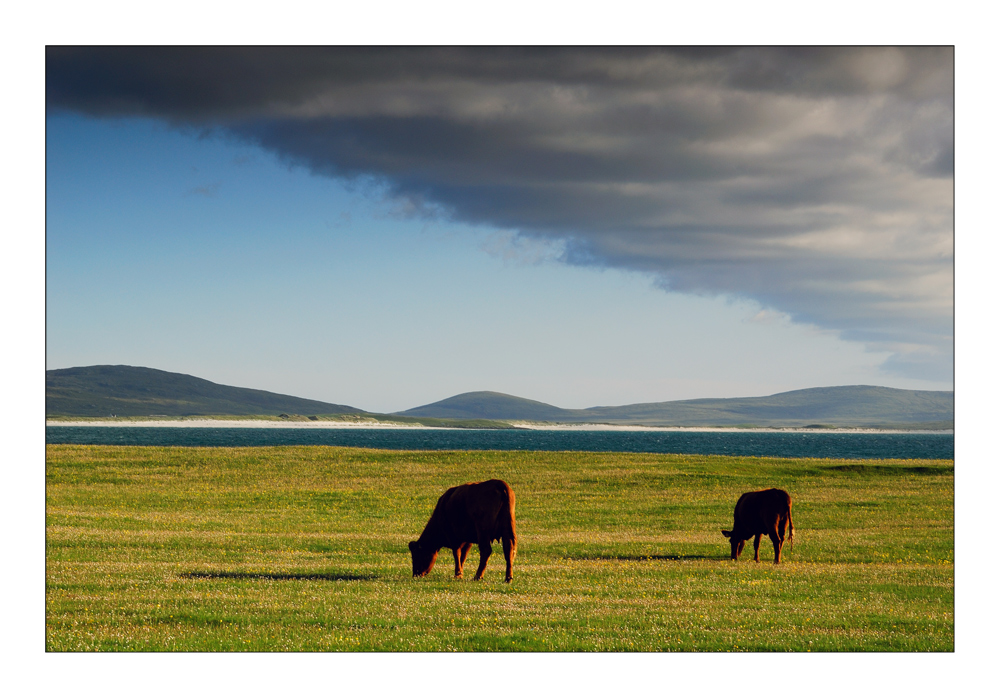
[45,426,953,460]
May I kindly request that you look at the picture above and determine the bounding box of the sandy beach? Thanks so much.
[509,423,952,434]
[46,419,438,430]
[45,419,950,434]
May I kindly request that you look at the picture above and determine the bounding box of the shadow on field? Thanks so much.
[564,553,724,562]
[180,571,378,582]
[825,463,952,475]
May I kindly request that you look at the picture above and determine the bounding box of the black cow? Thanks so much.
[409,479,517,582]
[722,488,794,564]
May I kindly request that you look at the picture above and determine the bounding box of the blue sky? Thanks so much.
[45,48,954,413]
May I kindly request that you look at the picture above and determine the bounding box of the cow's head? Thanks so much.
[721,530,746,560]
[408,540,439,578]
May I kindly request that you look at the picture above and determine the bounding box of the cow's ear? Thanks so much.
[408,541,418,552]
[721,530,732,538]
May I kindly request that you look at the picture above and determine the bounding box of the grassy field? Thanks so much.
[45,444,953,652]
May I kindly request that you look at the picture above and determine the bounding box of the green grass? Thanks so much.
[45,445,953,652]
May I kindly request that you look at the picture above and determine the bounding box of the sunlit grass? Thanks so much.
[46,445,953,651]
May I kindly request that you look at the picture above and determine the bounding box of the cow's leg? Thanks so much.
[753,534,762,562]
[502,536,515,583]
[456,542,472,577]
[452,546,466,578]
[769,530,783,564]
[473,541,493,580]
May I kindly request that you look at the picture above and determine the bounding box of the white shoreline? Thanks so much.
[508,422,952,434]
[46,419,441,430]
[45,419,952,434]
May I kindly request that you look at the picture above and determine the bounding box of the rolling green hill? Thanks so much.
[397,391,575,422]
[399,386,953,429]
[46,365,360,418]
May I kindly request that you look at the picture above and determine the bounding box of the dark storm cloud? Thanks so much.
[47,47,954,380]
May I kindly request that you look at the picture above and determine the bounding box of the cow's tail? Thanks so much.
[507,494,518,554]
[786,506,794,550]
[503,483,517,554]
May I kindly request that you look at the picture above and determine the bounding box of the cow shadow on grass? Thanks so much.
[180,571,379,582]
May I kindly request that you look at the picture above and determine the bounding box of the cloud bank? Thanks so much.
[47,47,954,381]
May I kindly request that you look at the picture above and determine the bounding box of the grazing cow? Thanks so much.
[408,479,517,582]
[721,488,794,564]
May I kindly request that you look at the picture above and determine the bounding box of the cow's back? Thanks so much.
[425,479,515,548]
[734,488,791,532]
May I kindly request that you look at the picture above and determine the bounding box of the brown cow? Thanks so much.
[721,488,794,564]
[408,479,517,582]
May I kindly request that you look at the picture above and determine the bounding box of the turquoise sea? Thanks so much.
[46,426,953,460]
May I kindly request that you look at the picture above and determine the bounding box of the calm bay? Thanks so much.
[46,426,953,460]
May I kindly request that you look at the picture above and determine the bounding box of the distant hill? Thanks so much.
[399,386,954,429]
[398,391,577,422]
[46,365,360,417]
[46,365,954,428]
